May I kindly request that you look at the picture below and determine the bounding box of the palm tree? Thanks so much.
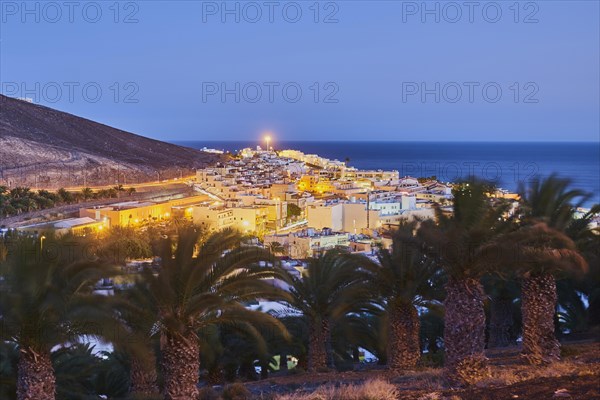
[199,309,289,383]
[52,343,104,399]
[141,228,285,399]
[417,180,511,385]
[565,204,600,329]
[268,241,286,256]
[81,187,94,201]
[487,223,587,364]
[113,185,125,198]
[370,222,443,370]
[0,342,18,400]
[274,314,310,371]
[116,280,160,398]
[56,188,74,204]
[517,174,588,231]
[97,226,152,265]
[281,249,375,371]
[512,175,590,364]
[0,235,118,400]
[331,311,384,365]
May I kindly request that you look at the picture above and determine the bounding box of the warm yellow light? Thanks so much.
[98,226,103,231]
[134,219,139,224]
[264,134,272,151]
[165,212,170,217]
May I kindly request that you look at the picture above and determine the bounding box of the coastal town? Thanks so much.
[2,0,599,397]
[9,139,599,262]
[5,140,515,256]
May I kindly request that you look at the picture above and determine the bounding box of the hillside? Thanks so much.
[0,95,221,188]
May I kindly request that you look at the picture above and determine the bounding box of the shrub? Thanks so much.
[222,383,252,400]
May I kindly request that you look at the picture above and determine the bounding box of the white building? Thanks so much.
[264,228,350,258]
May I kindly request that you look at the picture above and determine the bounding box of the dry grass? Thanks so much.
[390,369,445,391]
[275,378,400,400]
[250,343,600,399]
[478,359,597,387]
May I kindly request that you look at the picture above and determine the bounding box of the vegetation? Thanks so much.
[135,228,286,399]
[287,203,302,220]
[0,185,137,218]
[368,221,443,371]
[0,174,597,399]
[0,234,119,399]
[276,378,399,400]
[281,250,375,371]
[484,175,592,365]
[417,180,512,385]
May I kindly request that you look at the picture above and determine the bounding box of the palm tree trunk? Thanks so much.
[308,318,329,372]
[17,347,55,400]
[161,333,199,400]
[521,273,560,364]
[488,296,514,348]
[388,301,421,370]
[129,355,159,398]
[444,277,489,385]
[325,319,335,369]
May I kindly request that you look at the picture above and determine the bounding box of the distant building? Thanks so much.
[80,195,207,227]
[192,203,234,231]
[17,217,106,236]
[307,202,343,231]
[231,206,269,234]
[264,228,350,258]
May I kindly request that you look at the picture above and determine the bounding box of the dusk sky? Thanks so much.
[1,1,599,142]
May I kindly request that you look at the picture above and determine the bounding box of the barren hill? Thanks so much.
[0,95,220,188]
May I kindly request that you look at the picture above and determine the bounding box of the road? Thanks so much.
[54,176,197,192]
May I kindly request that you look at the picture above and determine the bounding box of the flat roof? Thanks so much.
[18,217,99,230]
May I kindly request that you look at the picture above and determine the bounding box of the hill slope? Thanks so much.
[0,95,220,188]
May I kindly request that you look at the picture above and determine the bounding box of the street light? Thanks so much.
[40,235,46,251]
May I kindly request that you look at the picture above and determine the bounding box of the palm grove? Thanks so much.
[0,176,598,399]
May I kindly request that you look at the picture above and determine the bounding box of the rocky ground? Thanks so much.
[0,95,222,188]
[244,341,600,399]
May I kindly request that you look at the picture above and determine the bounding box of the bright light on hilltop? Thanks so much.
[264,134,272,151]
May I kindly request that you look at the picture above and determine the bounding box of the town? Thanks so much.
[7,141,484,255]
[2,139,599,400]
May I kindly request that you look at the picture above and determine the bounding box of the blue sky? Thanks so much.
[1,1,599,142]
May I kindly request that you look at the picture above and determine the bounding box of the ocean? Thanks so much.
[175,141,600,206]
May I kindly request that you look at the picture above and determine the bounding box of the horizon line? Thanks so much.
[171,139,600,144]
